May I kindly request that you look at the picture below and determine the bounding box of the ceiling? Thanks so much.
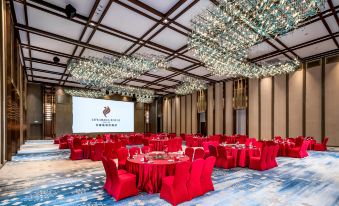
[12,0,339,95]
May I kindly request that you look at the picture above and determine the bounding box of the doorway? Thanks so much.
[236,109,246,135]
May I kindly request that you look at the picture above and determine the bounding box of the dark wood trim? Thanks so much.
[213,84,215,135]
[223,82,226,134]
[302,63,307,136]
[272,76,275,139]
[321,58,326,141]
[246,79,249,136]
[286,74,289,138]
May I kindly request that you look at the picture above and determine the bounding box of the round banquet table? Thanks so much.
[125,153,190,194]
[223,146,260,167]
[149,139,169,151]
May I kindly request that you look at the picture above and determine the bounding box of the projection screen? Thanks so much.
[72,96,134,133]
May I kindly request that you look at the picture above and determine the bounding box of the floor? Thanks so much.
[0,140,338,206]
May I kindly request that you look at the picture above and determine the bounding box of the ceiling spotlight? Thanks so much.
[163,19,169,24]
[53,56,60,63]
[89,22,96,27]
[65,4,76,19]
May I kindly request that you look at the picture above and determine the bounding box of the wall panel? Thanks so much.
[214,83,223,134]
[306,66,321,141]
[225,81,233,135]
[163,99,168,133]
[325,62,339,146]
[192,92,197,134]
[180,96,186,134]
[171,98,175,133]
[249,78,259,138]
[260,77,272,140]
[167,99,172,133]
[207,85,214,135]
[289,69,303,137]
[186,95,192,134]
[274,74,286,138]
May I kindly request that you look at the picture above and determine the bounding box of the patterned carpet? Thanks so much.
[0,140,338,206]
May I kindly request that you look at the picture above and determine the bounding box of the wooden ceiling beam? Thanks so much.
[319,11,339,48]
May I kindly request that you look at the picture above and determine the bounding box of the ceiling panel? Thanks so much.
[19,31,28,44]
[137,75,157,82]
[127,81,146,87]
[81,48,112,59]
[248,41,277,59]
[208,75,225,81]
[90,30,134,53]
[31,50,68,64]
[32,71,61,79]
[151,28,188,50]
[170,58,193,69]
[27,6,84,40]
[139,0,179,14]
[14,1,25,24]
[171,74,185,81]
[33,77,59,84]
[101,2,156,38]
[278,21,328,47]
[32,62,65,73]
[158,80,177,86]
[174,0,213,29]
[188,67,210,76]
[294,39,337,58]
[22,48,30,58]
[136,46,168,56]
[168,0,195,19]
[148,85,163,89]
[325,16,339,33]
[64,82,86,87]
[148,69,174,76]
[29,33,75,54]
[42,0,96,17]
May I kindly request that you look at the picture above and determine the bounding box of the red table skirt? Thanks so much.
[150,140,168,151]
[278,143,294,156]
[126,160,176,193]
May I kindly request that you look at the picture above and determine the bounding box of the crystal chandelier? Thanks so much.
[67,54,168,88]
[189,0,324,78]
[105,85,155,103]
[175,76,207,95]
[64,88,105,98]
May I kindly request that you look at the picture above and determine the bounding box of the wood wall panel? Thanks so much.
[192,92,197,134]
[163,99,168,133]
[225,81,233,135]
[214,83,223,134]
[175,97,180,135]
[289,69,303,137]
[186,95,192,134]
[274,74,286,138]
[306,66,322,142]
[207,85,214,135]
[260,77,272,140]
[167,99,172,133]
[180,96,186,134]
[325,62,339,146]
[249,78,259,138]
[171,98,175,133]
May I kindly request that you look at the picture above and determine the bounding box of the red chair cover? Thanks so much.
[103,142,114,159]
[91,142,105,161]
[141,146,151,154]
[288,139,309,158]
[185,147,194,161]
[101,156,128,192]
[106,159,138,201]
[129,147,141,158]
[314,137,329,151]
[117,148,128,170]
[160,161,191,206]
[187,159,205,199]
[208,145,218,158]
[194,148,205,160]
[216,146,236,169]
[249,145,269,170]
[201,156,216,194]
[69,141,83,160]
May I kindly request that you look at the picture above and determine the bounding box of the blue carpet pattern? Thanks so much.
[0,141,338,206]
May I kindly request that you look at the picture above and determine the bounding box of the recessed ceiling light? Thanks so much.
[89,22,96,27]
[163,19,169,24]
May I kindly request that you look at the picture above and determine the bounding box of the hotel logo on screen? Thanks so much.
[103,106,111,117]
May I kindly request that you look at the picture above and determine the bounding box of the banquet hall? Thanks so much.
[0,0,339,205]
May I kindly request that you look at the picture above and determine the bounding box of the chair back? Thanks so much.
[323,137,329,146]
[129,147,141,157]
[208,145,218,157]
[194,148,205,160]
[95,142,105,154]
[104,142,114,158]
[173,162,191,188]
[217,146,227,159]
[117,148,128,162]
[141,146,151,154]
[188,159,205,198]
[101,156,111,180]
[108,158,119,182]
[203,156,216,176]
[185,147,194,161]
